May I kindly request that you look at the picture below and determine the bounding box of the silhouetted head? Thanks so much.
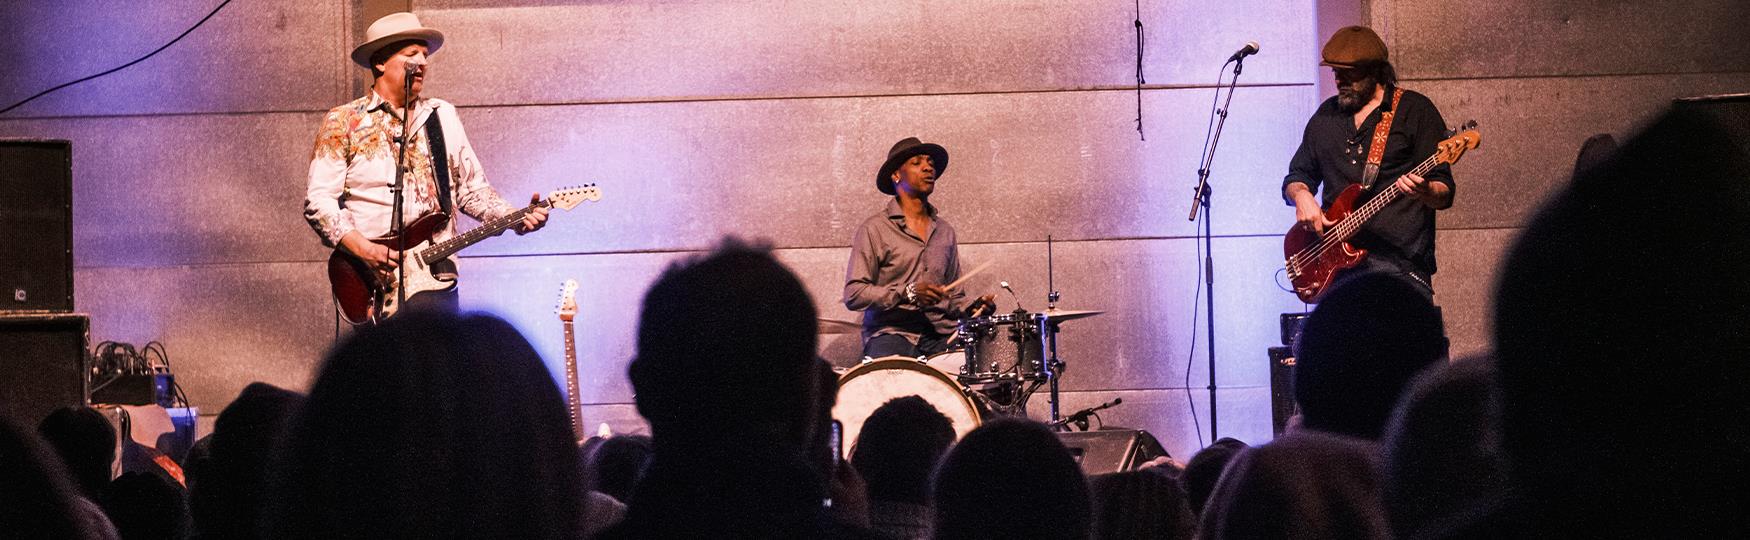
[932,418,1090,540]
[1181,437,1249,515]
[0,416,98,539]
[1295,272,1446,439]
[1378,354,1506,539]
[584,435,652,504]
[191,382,305,540]
[851,396,955,505]
[1089,469,1196,540]
[265,312,583,539]
[101,470,191,540]
[629,239,821,449]
[1493,104,1750,535]
[37,406,116,499]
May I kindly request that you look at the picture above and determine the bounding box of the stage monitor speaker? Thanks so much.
[0,139,74,313]
[1057,428,1169,475]
[0,313,90,425]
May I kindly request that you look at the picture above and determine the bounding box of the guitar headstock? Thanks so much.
[1435,120,1481,165]
[556,279,579,322]
[548,184,603,211]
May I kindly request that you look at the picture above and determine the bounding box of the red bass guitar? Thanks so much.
[1284,124,1479,302]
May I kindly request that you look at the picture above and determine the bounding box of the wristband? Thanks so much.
[904,283,918,304]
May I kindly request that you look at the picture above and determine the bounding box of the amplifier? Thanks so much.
[0,313,89,425]
[1268,346,1298,436]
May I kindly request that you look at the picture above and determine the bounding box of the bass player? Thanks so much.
[1284,26,1454,299]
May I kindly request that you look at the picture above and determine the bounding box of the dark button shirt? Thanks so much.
[843,199,966,343]
[1283,87,1454,277]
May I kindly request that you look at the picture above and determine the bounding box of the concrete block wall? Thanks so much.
[1371,1,1750,364]
[3,0,1742,457]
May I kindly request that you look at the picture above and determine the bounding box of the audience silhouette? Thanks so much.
[599,240,875,539]
[37,406,117,500]
[264,312,586,539]
[187,382,304,540]
[1179,437,1247,516]
[851,395,955,539]
[0,416,118,539]
[1458,104,1750,537]
[1088,469,1195,540]
[932,417,1091,540]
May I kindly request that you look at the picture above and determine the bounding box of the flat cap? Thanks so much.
[1321,26,1388,68]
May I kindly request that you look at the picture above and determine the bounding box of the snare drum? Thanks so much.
[955,311,1046,380]
[834,357,988,458]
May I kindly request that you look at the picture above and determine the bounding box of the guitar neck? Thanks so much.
[563,318,585,443]
[1324,152,1444,244]
[421,200,550,264]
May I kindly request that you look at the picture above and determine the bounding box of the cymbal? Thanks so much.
[1038,308,1105,322]
[817,318,862,334]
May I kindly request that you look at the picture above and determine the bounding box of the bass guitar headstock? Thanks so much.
[1435,120,1481,166]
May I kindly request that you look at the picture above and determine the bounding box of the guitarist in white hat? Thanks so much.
[304,12,547,316]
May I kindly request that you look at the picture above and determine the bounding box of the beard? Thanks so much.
[1336,78,1377,113]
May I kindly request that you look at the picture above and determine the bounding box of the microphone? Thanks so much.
[1227,41,1260,62]
[1000,281,1024,311]
[402,61,426,107]
[1050,397,1124,430]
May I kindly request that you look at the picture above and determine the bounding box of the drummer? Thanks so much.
[844,137,994,359]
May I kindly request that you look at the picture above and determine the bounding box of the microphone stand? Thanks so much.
[390,68,416,316]
[1049,397,1123,431]
[1185,55,1245,440]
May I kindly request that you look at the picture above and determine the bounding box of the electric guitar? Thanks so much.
[556,279,586,444]
[1284,123,1480,302]
[327,185,603,325]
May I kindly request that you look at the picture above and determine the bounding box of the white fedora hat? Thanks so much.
[351,12,445,68]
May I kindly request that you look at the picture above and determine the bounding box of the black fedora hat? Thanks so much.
[876,137,949,195]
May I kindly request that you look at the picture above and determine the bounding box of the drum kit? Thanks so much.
[825,304,1106,455]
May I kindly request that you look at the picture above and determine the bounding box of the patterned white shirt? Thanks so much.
[303,91,516,249]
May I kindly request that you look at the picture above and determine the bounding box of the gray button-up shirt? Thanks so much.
[843,199,967,343]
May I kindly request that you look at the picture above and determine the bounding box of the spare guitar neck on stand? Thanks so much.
[555,279,586,444]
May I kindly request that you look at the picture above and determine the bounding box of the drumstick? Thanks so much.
[945,260,994,290]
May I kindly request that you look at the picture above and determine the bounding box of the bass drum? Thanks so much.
[834,357,987,459]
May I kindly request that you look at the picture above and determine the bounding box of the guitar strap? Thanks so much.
[423,107,454,216]
[1360,87,1406,188]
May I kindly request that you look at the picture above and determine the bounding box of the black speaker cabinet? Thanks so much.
[1057,429,1169,475]
[1,139,74,313]
[1268,346,1297,436]
[0,313,89,425]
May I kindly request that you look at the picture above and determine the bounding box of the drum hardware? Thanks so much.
[1045,235,1062,423]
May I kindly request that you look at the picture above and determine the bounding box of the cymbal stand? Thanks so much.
[1044,234,1063,425]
